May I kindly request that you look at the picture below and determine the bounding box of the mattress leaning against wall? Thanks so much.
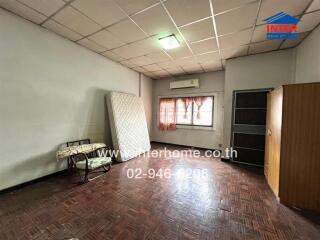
[106,92,151,162]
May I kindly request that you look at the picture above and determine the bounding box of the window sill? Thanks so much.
[176,125,216,131]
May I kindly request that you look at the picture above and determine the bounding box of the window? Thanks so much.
[158,96,213,128]
[158,98,177,131]
[176,96,214,127]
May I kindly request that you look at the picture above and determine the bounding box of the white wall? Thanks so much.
[141,74,153,134]
[151,71,225,150]
[0,9,152,190]
[294,25,320,84]
[223,49,294,149]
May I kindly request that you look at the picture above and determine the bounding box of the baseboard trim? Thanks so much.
[151,141,221,152]
[0,169,68,195]
[221,157,231,162]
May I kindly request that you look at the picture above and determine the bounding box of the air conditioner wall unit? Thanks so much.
[170,79,199,89]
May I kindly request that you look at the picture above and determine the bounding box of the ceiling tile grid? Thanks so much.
[43,19,83,41]
[306,0,320,12]
[131,4,175,36]
[88,29,125,50]
[0,0,47,24]
[215,1,259,35]
[0,0,320,79]
[78,38,106,53]
[164,0,211,26]
[18,0,65,17]
[179,18,215,43]
[71,0,127,27]
[52,6,101,36]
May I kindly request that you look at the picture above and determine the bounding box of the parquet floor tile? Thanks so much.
[0,144,319,240]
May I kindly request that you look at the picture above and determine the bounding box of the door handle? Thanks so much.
[267,129,272,136]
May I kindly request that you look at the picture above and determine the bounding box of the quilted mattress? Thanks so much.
[106,92,151,162]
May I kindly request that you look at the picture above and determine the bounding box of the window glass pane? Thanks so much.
[158,98,177,130]
[193,97,213,126]
[176,98,192,124]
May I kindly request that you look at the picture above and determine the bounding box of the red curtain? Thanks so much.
[181,97,193,119]
[158,98,177,131]
[193,97,208,119]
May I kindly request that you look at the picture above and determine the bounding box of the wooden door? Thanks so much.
[264,94,271,178]
[280,83,320,212]
[265,87,283,197]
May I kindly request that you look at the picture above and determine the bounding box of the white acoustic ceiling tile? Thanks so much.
[141,70,153,75]
[78,38,106,53]
[18,0,65,16]
[152,69,171,77]
[102,51,125,62]
[112,37,159,58]
[71,0,126,27]
[145,51,171,63]
[166,45,192,59]
[165,66,185,75]
[257,0,312,24]
[53,6,101,36]
[43,19,82,41]
[215,2,258,35]
[182,63,204,73]
[130,56,155,66]
[107,19,146,43]
[132,37,160,54]
[196,51,220,63]
[212,0,258,14]
[144,71,157,78]
[0,0,46,24]
[120,59,137,68]
[306,0,320,12]
[221,45,248,59]
[201,60,222,72]
[142,69,153,75]
[142,64,162,71]
[89,30,125,50]
[251,24,267,43]
[157,60,180,68]
[280,32,310,49]
[114,0,159,15]
[164,0,211,26]
[219,28,252,49]
[190,38,218,54]
[180,18,215,43]
[298,11,320,32]
[131,4,175,35]
[132,66,145,72]
[111,45,140,59]
[174,56,198,65]
[248,40,282,54]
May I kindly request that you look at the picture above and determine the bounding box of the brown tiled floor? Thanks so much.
[0,144,319,240]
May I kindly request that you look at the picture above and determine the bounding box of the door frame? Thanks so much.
[230,88,273,167]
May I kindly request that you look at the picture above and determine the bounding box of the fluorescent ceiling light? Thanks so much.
[158,34,180,50]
